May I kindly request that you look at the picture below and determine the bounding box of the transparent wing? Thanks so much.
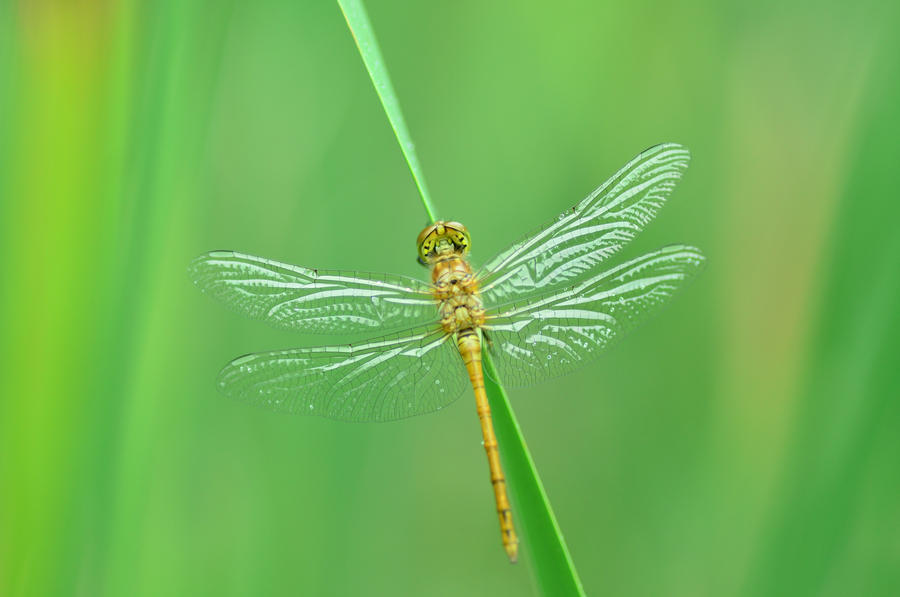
[216,326,470,422]
[478,143,691,308]
[189,251,436,336]
[483,245,705,387]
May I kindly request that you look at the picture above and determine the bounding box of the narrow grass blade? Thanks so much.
[483,349,586,596]
[337,0,437,222]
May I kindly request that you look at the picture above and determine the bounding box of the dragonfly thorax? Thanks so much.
[430,255,484,334]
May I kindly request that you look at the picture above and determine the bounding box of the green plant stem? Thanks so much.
[337,0,438,223]
[483,349,586,596]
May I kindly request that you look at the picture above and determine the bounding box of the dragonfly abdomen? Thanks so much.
[457,330,519,562]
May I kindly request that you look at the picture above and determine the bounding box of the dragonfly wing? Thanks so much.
[217,326,469,422]
[483,245,705,387]
[479,143,691,308]
[189,251,436,335]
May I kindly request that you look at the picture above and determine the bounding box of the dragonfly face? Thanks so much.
[189,143,705,563]
[417,220,470,266]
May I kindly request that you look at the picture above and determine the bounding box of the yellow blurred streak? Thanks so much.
[6,1,115,592]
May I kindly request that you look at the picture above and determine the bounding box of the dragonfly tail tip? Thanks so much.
[506,545,518,564]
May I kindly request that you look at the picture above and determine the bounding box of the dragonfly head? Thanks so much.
[417,221,471,266]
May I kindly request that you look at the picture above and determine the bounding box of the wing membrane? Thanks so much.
[189,251,436,335]
[483,245,705,387]
[479,144,691,308]
[217,326,469,422]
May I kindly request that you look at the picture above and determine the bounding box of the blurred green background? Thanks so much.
[2,1,899,595]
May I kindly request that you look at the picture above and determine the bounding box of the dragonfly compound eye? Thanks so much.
[440,221,470,257]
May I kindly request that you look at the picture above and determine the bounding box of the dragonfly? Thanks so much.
[189,143,705,563]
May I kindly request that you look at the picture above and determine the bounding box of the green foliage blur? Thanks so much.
[2,1,898,595]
